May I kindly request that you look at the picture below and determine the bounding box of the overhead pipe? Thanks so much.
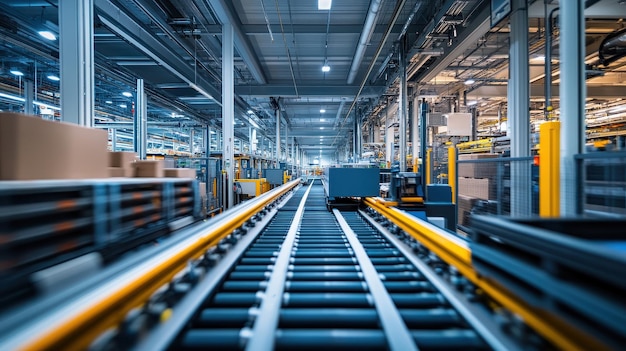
[374,1,425,82]
[335,0,408,147]
[347,0,384,84]
[545,2,559,119]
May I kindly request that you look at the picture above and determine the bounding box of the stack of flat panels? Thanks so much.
[470,216,626,349]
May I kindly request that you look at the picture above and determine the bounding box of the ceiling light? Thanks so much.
[38,31,57,41]
[318,0,332,10]
[320,118,325,122]
[467,100,478,106]
[119,103,127,108]
[464,79,475,85]
[47,74,60,81]
[10,70,24,76]
[122,91,133,97]
[320,109,326,113]
[105,100,113,104]
[247,109,254,114]
[321,64,330,72]
[320,127,324,130]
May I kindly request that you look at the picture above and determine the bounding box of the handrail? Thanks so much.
[364,197,610,351]
[7,179,300,351]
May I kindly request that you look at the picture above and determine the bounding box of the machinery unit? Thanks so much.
[388,165,456,231]
[263,169,286,186]
[323,167,380,205]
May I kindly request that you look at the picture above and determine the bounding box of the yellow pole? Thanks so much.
[539,121,560,217]
[448,146,456,204]
[425,148,432,185]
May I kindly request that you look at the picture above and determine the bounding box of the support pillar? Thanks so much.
[420,100,428,185]
[398,40,408,172]
[111,129,117,151]
[560,0,586,216]
[508,0,531,216]
[222,24,235,209]
[59,0,94,126]
[24,79,34,115]
[135,79,147,160]
[275,109,281,167]
[412,96,420,171]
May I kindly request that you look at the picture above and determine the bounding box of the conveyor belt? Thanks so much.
[159,180,497,351]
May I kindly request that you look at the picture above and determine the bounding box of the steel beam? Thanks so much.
[60,0,94,126]
[236,85,385,98]
[95,0,221,105]
[208,0,267,84]
[223,24,235,209]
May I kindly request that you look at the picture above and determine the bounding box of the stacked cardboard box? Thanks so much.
[0,112,108,180]
[458,177,496,200]
[458,194,479,226]
[458,153,499,178]
[108,151,136,177]
[164,168,196,178]
[133,160,164,177]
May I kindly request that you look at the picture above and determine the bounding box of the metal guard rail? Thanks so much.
[364,197,610,351]
[12,179,300,351]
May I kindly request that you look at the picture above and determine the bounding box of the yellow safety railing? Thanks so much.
[18,179,301,351]
[448,147,456,204]
[539,121,560,217]
[364,197,610,351]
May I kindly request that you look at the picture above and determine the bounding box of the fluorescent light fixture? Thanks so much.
[320,127,324,130]
[320,109,326,113]
[467,100,478,106]
[321,64,330,72]
[119,103,127,108]
[10,70,24,76]
[318,0,332,10]
[0,92,60,110]
[122,91,133,97]
[464,79,475,85]
[105,100,113,104]
[38,31,57,41]
[47,74,60,81]
[320,118,325,122]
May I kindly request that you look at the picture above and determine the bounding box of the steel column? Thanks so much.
[508,0,531,216]
[420,100,428,184]
[134,79,147,160]
[560,0,586,216]
[24,79,34,115]
[111,129,117,151]
[222,24,235,209]
[275,109,281,167]
[412,96,419,171]
[399,41,408,172]
[59,0,94,126]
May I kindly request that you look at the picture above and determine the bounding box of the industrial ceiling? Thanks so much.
[1,0,626,160]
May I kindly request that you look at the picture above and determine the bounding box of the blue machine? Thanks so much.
[324,167,380,204]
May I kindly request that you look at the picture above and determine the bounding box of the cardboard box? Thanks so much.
[109,151,137,168]
[0,112,108,180]
[458,177,496,200]
[108,167,133,177]
[458,194,479,226]
[458,153,499,179]
[164,168,196,178]
[133,160,164,177]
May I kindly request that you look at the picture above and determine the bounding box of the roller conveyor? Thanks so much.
[155,180,498,351]
[2,179,570,351]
